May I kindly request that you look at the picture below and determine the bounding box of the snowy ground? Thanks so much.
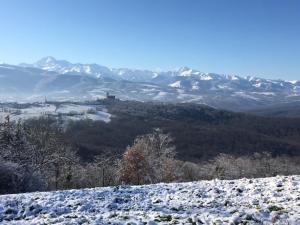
[0,103,111,123]
[0,176,300,224]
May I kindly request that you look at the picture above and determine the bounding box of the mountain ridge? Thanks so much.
[0,56,298,111]
[20,56,298,82]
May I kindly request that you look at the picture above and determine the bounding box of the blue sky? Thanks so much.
[0,0,299,80]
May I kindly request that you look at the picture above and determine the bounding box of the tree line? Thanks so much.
[66,100,300,162]
[1,117,300,194]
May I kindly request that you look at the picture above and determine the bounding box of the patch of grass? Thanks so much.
[268,205,284,212]
[170,220,180,224]
[155,215,172,222]
[187,217,196,224]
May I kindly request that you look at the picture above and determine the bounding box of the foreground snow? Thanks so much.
[0,176,300,225]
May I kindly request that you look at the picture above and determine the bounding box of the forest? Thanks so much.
[1,100,300,194]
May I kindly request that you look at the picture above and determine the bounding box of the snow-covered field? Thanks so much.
[0,103,111,123]
[0,176,299,224]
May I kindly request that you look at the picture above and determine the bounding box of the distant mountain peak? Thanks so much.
[3,57,300,110]
[44,56,56,62]
[36,56,57,64]
[176,67,195,77]
[178,66,191,72]
[289,80,299,85]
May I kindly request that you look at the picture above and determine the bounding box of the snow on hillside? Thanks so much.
[0,176,299,224]
[0,103,111,123]
[3,57,298,110]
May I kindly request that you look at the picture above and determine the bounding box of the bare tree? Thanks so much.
[120,141,150,185]
[120,129,179,185]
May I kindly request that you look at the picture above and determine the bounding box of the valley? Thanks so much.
[1,99,300,161]
[1,2,300,224]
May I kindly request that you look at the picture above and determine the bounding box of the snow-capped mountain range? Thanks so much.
[0,56,299,111]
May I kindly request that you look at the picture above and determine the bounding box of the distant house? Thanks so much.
[106,92,116,100]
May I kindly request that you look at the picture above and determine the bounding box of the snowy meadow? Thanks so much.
[0,176,299,225]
